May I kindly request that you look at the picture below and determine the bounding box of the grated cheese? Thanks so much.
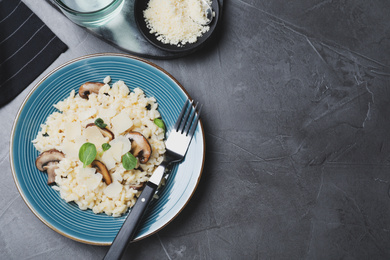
[144,0,212,46]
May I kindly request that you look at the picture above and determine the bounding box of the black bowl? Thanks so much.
[134,0,220,53]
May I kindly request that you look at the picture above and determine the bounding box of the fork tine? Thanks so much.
[184,102,199,135]
[188,103,203,137]
[178,100,193,133]
[174,99,189,131]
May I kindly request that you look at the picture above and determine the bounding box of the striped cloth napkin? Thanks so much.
[0,0,68,107]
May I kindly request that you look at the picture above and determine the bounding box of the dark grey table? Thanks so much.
[2,0,390,259]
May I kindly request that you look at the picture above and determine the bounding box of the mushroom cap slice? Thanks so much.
[43,161,59,185]
[79,82,105,99]
[128,182,145,191]
[91,160,112,185]
[86,123,114,140]
[35,149,65,185]
[35,149,65,171]
[125,131,152,164]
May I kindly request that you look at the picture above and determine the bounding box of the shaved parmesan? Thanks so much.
[61,141,77,159]
[99,136,131,170]
[99,107,116,119]
[111,171,123,183]
[110,141,123,162]
[61,136,86,159]
[79,107,97,121]
[83,125,107,148]
[65,122,81,141]
[111,111,133,135]
[76,167,102,191]
[110,135,131,155]
[101,151,116,170]
[104,181,122,198]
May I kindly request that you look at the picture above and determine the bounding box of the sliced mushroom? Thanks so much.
[86,123,114,140]
[44,162,59,185]
[35,149,65,185]
[79,82,105,99]
[125,131,152,164]
[128,182,145,191]
[91,160,112,185]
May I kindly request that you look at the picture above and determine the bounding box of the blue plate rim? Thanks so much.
[9,52,206,245]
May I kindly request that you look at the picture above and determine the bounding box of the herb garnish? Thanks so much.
[153,118,165,132]
[102,143,111,151]
[94,118,107,129]
[122,152,137,170]
[79,142,97,167]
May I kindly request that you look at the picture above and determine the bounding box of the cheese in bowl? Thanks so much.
[32,77,165,217]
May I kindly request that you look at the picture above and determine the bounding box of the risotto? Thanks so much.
[32,77,165,217]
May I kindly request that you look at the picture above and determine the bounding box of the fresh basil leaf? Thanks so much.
[79,142,97,167]
[94,118,107,129]
[122,152,137,170]
[153,118,165,132]
[102,143,111,151]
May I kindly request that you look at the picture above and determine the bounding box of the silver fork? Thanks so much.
[104,99,202,260]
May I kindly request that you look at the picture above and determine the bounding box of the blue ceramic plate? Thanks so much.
[10,53,205,245]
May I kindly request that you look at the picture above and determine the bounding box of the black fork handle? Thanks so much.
[103,182,157,260]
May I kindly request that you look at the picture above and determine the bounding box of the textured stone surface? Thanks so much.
[1,0,390,259]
